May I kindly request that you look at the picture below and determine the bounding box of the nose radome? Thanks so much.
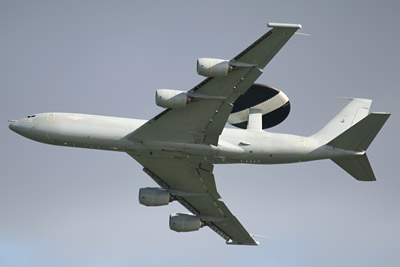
[9,120,18,133]
[8,119,32,138]
[9,118,39,141]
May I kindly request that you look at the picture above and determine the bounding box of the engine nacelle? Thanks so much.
[155,89,190,108]
[169,213,203,232]
[197,58,232,77]
[139,187,171,207]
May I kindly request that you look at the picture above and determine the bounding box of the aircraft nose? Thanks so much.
[9,120,19,133]
[9,119,35,139]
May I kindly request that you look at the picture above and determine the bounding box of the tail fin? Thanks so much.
[311,98,372,144]
[311,99,390,181]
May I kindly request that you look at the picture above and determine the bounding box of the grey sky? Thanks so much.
[1,1,399,266]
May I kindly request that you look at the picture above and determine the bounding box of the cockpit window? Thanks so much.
[27,115,36,118]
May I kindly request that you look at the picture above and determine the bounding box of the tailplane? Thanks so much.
[311,98,390,181]
[327,112,390,151]
[331,154,376,181]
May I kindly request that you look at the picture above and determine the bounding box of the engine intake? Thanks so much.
[197,58,232,77]
[155,89,191,108]
[139,187,171,207]
[169,213,203,232]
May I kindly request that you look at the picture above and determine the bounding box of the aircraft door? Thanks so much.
[47,113,56,123]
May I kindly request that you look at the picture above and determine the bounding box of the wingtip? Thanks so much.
[267,23,302,29]
[226,239,259,246]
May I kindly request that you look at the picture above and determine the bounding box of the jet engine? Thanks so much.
[197,58,232,77]
[155,89,191,108]
[139,187,171,207]
[228,84,291,129]
[169,213,203,232]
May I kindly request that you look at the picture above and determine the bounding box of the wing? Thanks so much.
[129,23,302,145]
[129,153,258,245]
[129,23,302,245]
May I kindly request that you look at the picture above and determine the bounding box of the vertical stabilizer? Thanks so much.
[311,98,372,144]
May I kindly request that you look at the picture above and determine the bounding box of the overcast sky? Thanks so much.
[1,1,399,266]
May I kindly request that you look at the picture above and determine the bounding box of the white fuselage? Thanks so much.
[9,112,353,165]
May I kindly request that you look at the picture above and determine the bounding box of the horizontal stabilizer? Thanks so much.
[327,112,390,151]
[331,154,376,181]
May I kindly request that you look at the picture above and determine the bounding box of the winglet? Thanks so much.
[267,23,302,29]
